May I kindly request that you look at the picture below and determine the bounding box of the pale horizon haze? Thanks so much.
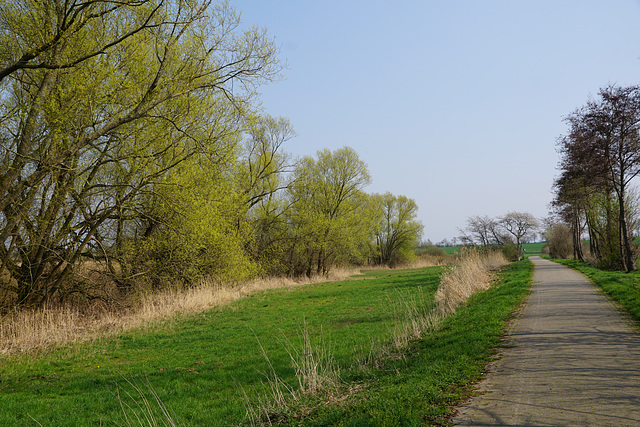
[234,0,640,243]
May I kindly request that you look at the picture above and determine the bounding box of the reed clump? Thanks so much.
[434,248,508,317]
[354,249,507,373]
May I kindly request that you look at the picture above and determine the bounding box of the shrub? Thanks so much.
[544,223,572,259]
[416,245,447,257]
[501,243,519,261]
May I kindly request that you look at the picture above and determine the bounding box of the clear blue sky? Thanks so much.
[234,0,640,243]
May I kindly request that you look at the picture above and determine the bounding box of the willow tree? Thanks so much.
[0,0,281,308]
[371,193,423,267]
[287,147,372,276]
[237,115,297,273]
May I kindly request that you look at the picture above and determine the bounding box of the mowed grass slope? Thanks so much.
[0,262,532,426]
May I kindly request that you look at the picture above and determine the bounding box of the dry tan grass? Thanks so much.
[380,255,453,270]
[243,322,343,425]
[412,254,453,268]
[434,249,508,317]
[285,325,341,397]
[0,268,356,355]
[115,376,182,427]
[386,288,433,351]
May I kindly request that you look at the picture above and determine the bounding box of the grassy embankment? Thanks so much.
[0,258,532,426]
[551,258,640,324]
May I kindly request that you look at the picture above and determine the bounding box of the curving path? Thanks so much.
[453,256,640,426]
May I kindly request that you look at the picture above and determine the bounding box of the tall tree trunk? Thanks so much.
[619,190,636,272]
[573,209,585,262]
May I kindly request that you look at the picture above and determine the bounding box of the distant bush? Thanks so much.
[415,245,447,257]
[501,243,519,261]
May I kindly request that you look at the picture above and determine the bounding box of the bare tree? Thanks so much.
[554,85,640,271]
[464,215,504,246]
[499,212,540,259]
[588,86,640,271]
[544,223,573,259]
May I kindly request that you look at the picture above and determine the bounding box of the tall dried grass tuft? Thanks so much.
[350,250,506,372]
[1,305,86,354]
[434,249,508,317]
[284,325,341,397]
[243,323,341,425]
[0,269,356,355]
[242,335,296,425]
[388,288,434,351]
[115,376,182,427]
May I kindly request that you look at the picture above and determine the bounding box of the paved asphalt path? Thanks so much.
[452,256,640,426]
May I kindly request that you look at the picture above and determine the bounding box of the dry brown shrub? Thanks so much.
[358,254,453,272]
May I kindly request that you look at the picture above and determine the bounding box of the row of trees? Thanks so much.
[553,85,640,271]
[460,212,540,259]
[0,0,423,310]
[246,146,424,277]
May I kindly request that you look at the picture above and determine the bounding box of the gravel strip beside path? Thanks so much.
[452,256,640,426]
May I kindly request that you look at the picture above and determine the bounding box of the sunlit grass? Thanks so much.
[0,267,442,425]
[0,256,531,426]
[297,259,532,425]
[0,269,357,355]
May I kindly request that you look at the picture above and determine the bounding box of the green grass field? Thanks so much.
[0,262,532,426]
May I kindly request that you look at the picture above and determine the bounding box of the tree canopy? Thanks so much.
[553,84,640,271]
[0,1,426,311]
[0,0,281,307]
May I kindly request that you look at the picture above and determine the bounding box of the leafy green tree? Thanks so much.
[237,114,296,275]
[371,193,423,267]
[116,150,259,291]
[287,147,371,276]
[238,115,296,210]
[0,0,281,308]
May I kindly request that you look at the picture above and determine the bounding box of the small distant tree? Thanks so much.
[499,212,540,259]
[371,193,423,267]
[464,215,503,246]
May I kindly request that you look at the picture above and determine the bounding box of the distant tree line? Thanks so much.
[553,85,640,271]
[0,0,422,310]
